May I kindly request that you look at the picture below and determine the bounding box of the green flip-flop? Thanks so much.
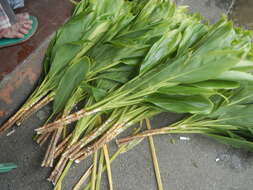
[0,163,17,173]
[0,15,38,48]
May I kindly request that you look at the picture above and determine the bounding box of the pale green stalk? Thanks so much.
[82,145,126,190]
[91,151,98,190]
[103,145,113,190]
[146,118,164,190]
[95,149,104,190]
[72,165,93,190]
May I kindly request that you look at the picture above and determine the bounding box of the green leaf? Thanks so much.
[95,0,124,18]
[232,58,253,72]
[98,71,134,83]
[73,0,89,16]
[229,81,253,104]
[53,57,90,113]
[157,85,214,96]
[215,70,253,82]
[227,131,246,140]
[128,50,242,93]
[42,33,57,75]
[82,83,108,102]
[216,104,253,127]
[133,0,175,28]
[106,63,137,72]
[91,87,107,102]
[140,30,182,74]
[168,50,242,84]
[247,127,253,135]
[177,22,207,56]
[192,80,240,90]
[95,79,120,92]
[193,19,235,55]
[145,94,213,114]
[53,11,96,51]
[207,134,253,151]
[49,43,82,77]
[0,163,17,173]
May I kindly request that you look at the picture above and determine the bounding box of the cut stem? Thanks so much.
[118,127,176,144]
[36,133,51,146]
[81,145,126,190]
[54,133,72,158]
[91,151,98,190]
[72,122,127,162]
[0,91,49,134]
[35,108,101,134]
[16,93,54,126]
[146,118,164,190]
[72,165,93,190]
[103,145,113,190]
[95,149,104,190]
[65,116,117,158]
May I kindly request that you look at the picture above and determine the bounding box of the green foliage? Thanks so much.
[53,57,90,113]
[145,94,213,114]
[7,1,253,187]
[42,0,253,153]
[0,163,17,173]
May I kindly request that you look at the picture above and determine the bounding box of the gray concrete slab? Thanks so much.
[230,0,253,30]
[176,0,235,22]
[0,35,52,126]
[1,0,253,190]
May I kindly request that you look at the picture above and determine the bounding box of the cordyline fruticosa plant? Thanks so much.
[1,0,253,189]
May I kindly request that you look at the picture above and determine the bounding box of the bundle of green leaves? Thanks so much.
[120,80,253,151]
[1,0,253,188]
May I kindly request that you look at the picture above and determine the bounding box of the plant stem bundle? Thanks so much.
[1,0,253,189]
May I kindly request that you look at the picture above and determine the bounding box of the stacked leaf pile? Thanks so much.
[1,0,253,189]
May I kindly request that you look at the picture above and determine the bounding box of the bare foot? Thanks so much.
[16,12,29,20]
[0,13,33,39]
